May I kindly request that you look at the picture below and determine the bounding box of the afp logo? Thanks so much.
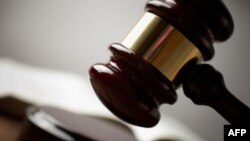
[224,125,249,141]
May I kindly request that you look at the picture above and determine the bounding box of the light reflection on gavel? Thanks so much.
[89,0,250,127]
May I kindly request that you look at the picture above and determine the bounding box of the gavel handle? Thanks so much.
[182,64,250,125]
[211,89,250,125]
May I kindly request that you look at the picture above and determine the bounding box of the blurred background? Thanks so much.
[0,0,249,140]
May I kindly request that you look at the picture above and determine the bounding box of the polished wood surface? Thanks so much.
[89,0,250,128]
[90,43,177,127]
[0,115,22,141]
[0,97,137,141]
[147,0,233,60]
[19,106,137,141]
[183,64,250,125]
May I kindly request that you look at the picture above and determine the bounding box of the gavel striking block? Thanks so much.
[89,0,250,127]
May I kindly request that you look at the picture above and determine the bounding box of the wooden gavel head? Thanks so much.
[89,0,234,127]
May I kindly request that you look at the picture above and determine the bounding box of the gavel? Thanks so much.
[89,0,250,127]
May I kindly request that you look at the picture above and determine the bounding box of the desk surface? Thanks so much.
[0,58,203,141]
